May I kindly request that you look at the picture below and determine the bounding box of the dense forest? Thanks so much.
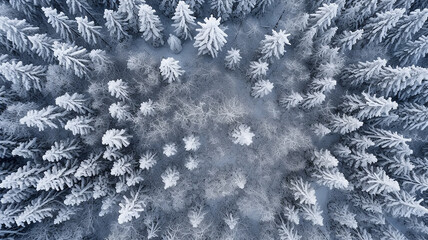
[0,0,427,239]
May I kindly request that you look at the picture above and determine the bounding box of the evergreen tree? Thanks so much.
[279,92,303,109]
[109,102,132,121]
[28,34,57,62]
[54,206,76,225]
[378,154,414,176]
[312,149,338,168]
[328,203,357,229]
[289,177,317,205]
[159,57,185,83]
[183,134,201,151]
[328,114,363,134]
[341,92,398,120]
[108,79,130,101]
[138,4,164,45]
[42,7,77,42]
[64,116,95,135]
[395,35,428,66]
[354,167,400,195]
[0,162,47,190]
[0,61,47,91]
[42,139,81,162]
[111,155,134,176]
[104,9,130,41]
[335,29,363,51]
[167,34,182,53]
[55,92,92,114]
[64,181,93,206]
[118,190,146,224]
[309,3,338,31]
[248,59,269,79]
[75,153,103,179]
[11,138,41,159]
[172,1,196,40]
[363,8,405,44]
[224,48,241,70]
[231,124,255,146]
[139,151,157,170]
[20,106,66,131]
[251,79,274,98]
[260,29,291,61]
[301,92,326,109]
[163,143,177,157]
[36,160,78,191]
[52,42,91,78]
[102,129,132,149]
[140,99,156,116]
[364,127,411,148]
[309,77,336,93]
[66,0,92,15]
[15,193,56,227]
[342,58,387,86]
[385,190,428,218]
[300,203,323,226]
[211,0,234,21]
[255,0,276,13]
[161,166,180,189]
[346,150,378,168]
[193,15,227,57]
[234,0,256,17]
[0,16,38,53]
[313,167,349,190]
[76,16,103,45]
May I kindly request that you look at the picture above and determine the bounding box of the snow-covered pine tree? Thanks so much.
[11,138,41,159]
[384,8,428,49]
[188,207,206,228]
[104,9,130,41]
[248,59,269,79]
[167,34,182,53]
[341,92,398,120]
[328,203,357,229]
[395,35,428,66]
[251,79,274,98]
[183,134,200,151]
[301,91,326,109]
[385,190,428,218]
[109,102,132,121]
[342,58,387,86]
[52,42,91,78]
[36,160,78,191]
[64,180,93,206]
[328,114,363,134]
[312,123,331,137]
[346,150,378,168]
[76,16,103,45]
[138,4,164,46]
[75,153,103,179]
[363,8,405,44]
[20,106,66,131]
[161,166,180,189]
[234,0,256,17]
[309,3,338,31]
[210,0,234,21]
[312,149,338,168]
[364,127,411,148]
[163,143,177,157]
[185,155,199,170]
[300,203,323,226]
[102,129,132,149]
[279,92,303,109]
[193,15,227,57]
[401,172,428,194]
[55,92,92,114]
[0,17,38,53]
[225,48,241,70]
[289,177,317,205]
[378,154,414,176]
[354,167,400,195]
[0,61,47,91]
[111,155,134,176]
[0,162,48,189]
[140,99,156,116]
[42,7,77,42]
[308,78,336,93]
[231,124,255,146]
[313,167,349,190]
[260,29,291,61]
[28,34,57,62]
[1,187,35,205]
[160,0,179,16]
[54,206,76,225]
[66,0,92,15]
[15,193,56,227]
[159,57,185,83]
[64,116,95,135]
[335,29,363,51]
[108,79,130,101]
[118,189,146,224]
[139,151,157,170]
[42,139,80,162]
[172,1,196,40]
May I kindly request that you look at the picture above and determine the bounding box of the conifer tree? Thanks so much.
[159,57,185,83]
[260,29,291,61]
[161,166,180,189]
[313,167,349,190]
[385,190,428,218]
[102,129,132,149]
[183,134,201,151]
[0,61,47,91]
[139,4,164,45]
[301,92,326,109]
[309,3,338,31]
[172,1,196,40]
[210,0,234,21]
[20,106,66,131]
[76,16,103,45]
[15,193,56,227]
[395,35,428,66]
[139,151,157,170]
[300,203,323,226]
[42,139,80,162]
[28,34,57,62]
[118,190,146,224]
[109,102,132,121]
[64,116,95,135]
[280,92,303,109]
[309,77,336,93]
[231,124,255,146]
[289,177,317,205]
[0,162,48,190]
[342,58,387,86]
[163,143,177,157]
[364,127,411,148]
[42,7,77,42]
[328,203,357,229]
[251,80,274,98]
[167,34,182,53]
[66,0,92,15]
[354,167,400,195]
[312,149,338,168]
[75,153,103,179]
[225,48,241,70]
[248,59,269,79]
[55,92,92,114]
[341,93,398,120]
[346,150,377,168]
[108,79,130,101]
[335,29,363,51]
[104,9,130,41]
[234,0,256,17]
[111,155,134,176]
[36,160,78,191]
[140,99,156,116]
[363,8,405,44]
[52,42,91,78]
[193,15,227,57]
[0,17,38,53]
[11,138,41,159]
[64,181,93,206]
[328,114,363,134]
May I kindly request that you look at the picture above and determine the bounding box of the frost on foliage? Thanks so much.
[139,151,157,170]
[28,33,56,61]
[15,193,55,227]
[301,204,323,226]
[118,190,146,224]
[309,3,338,31]
[289,178,317,205]
[172,1,196,40]
[395,35,428,66]
[185,155,199,170]
[1,187,35,204]
[346,150,377,168]
[163,143,177,157]
[159,57,185,83]
[301,92,325,109]
[76,16,102,45]
[64,181,93,206]
[280,92,303,109]
[167,34,182,53]
[139,4,164,45]
[231,124,255,146]
[75,153,103,179]
[55,92,92,114]
[109,102,131,121]
[225,48,241,70]
[354,167,400,195]
[20,106,66,131]
[341,93,397,120]
[103,146,123,161]
[342,58,387,86]
[232,170,247,189]
[378,154,414,176]
[248,59,268,79]
[140,99,156,116]
[194,15,227,57]
[224,213,239,230]
[251,79,274,98]
[67,0,92,15]
[277,220,301,240]
[36,160,78,191]
[111,155,134,176]
[328,203,357,229]
[54,206,76,225]
[0,61,47,91]
[283,203,300,225]
[64,116,95,135]
[312,149,338,168]
[335,29,363,51]
[0,162,47,189]
[0,17,38,53]
[183,134,200,151]
[102,129,132,149]
[52,42,91,78]
[103,9,129,41]
[42,7,76,42]
[260,29,291,61]
[363,8,405,44]
[161,166,180,189]
[385,190,428,218]
[311,123,331,137]
[210,0,233,21]
[108,79,130,100]
[12,138,40,159]
[309,78,336,93]
[42,139,81,162]
[364,127,411,148]
[188,207,206,228]
[328,114,363,134]
[380,225,408,240]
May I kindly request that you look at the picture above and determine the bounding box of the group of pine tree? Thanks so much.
[0,0,427,239]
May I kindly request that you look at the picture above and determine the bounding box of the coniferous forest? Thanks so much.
[0,0,427,239]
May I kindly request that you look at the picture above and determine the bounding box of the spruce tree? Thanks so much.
[138,4,164,46]
[172,1,196,40]
[193,15,227,57]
